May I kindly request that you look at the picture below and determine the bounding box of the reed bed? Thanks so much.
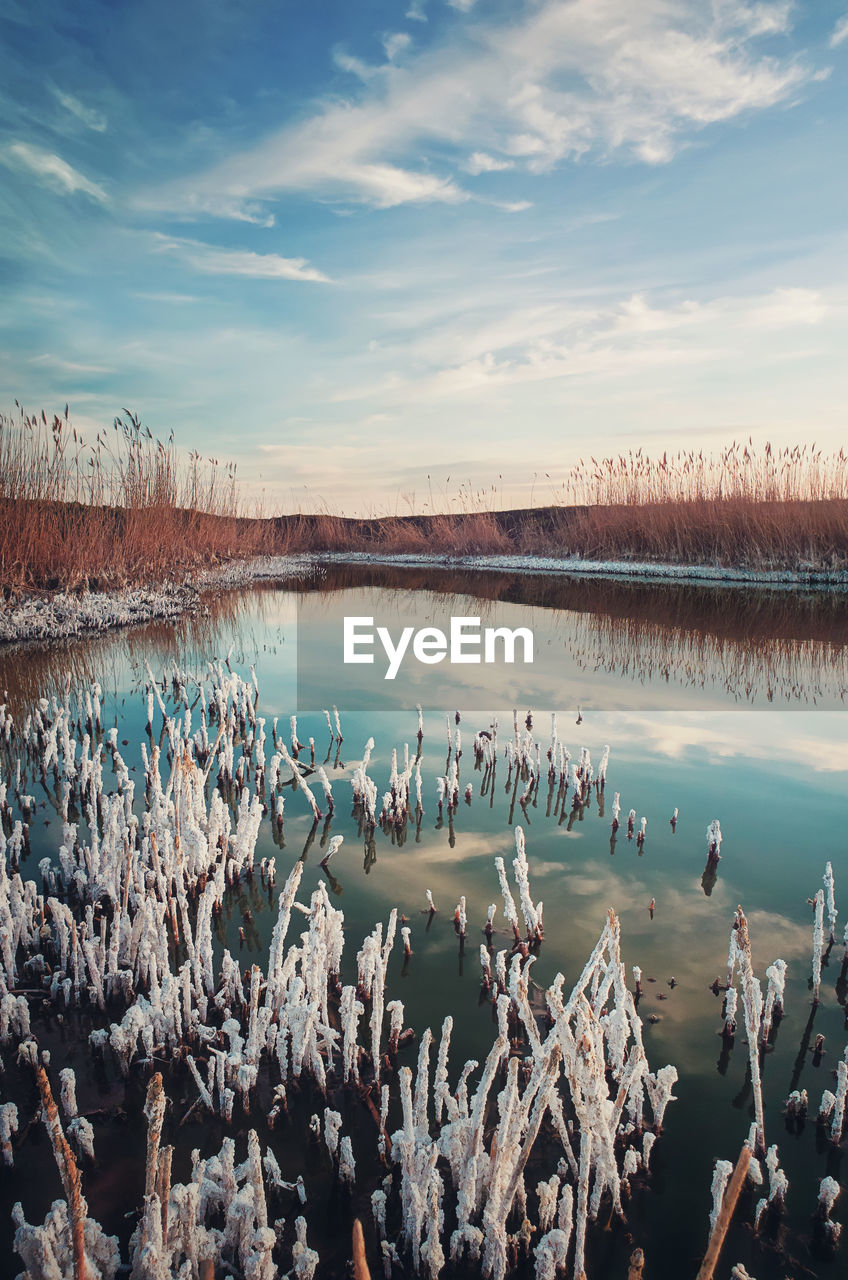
[523,498,848,570]
[559,443,848,507]
[0,408,284,593]
[4,408,848,593]
[279,501,848,571]
[288,444,848,569]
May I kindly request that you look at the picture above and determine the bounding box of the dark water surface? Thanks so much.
[1,565,847,1279]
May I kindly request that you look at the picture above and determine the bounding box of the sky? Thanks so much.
[1,0,848,514]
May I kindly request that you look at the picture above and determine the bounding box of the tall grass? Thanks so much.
[0,406,283,592]
[3,408,848,592]
[522,498,848,569]
[535,444,848,569]
[557,442,848,506]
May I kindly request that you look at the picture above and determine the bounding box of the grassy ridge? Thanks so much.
[3,407,848,593]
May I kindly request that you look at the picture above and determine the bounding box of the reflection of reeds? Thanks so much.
[0,588,277,718]
[298,564,848,705]
[567,610,848,704]
[5,556,847,714]
[302,561,848,643]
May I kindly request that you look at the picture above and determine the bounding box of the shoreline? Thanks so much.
[2,550,848,649]
[0,555,315,648]
[314,550,848,590]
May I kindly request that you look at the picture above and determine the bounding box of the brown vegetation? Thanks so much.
[0,406,281,592]
[3,407,848,593]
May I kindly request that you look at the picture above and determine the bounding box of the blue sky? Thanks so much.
[2,1,847,513]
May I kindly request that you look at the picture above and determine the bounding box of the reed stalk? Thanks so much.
[696,1143,752,1280]
[34,1065,89,1280]
[352,1219,371,1280]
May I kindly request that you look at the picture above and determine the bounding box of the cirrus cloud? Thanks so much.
[150,233,333,283]
[1,141,108,203]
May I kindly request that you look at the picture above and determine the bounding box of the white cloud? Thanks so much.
[52,88,107,132]
[151,234,333,283]
[29,353,110,374]
[330,282,834,407]
[2,141,108,203]
[147,0,815,216]
[715,2,794,39]
[338,162,467,207]
[466,151,513,174]
[332,49,379,82]
[745,286,827,327]
[830,13,848,47]
[132,291,204,304]
[612,710,848,776]
[383,32,412,62]
[145,193,276,227]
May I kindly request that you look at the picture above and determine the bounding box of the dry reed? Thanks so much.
[0,406,284,592]
[4,409,848,591]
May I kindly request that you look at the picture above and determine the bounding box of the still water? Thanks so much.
[1,565,847,1279]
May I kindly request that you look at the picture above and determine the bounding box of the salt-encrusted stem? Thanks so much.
[572,1128,592,1280]
[696,1143,752,1280]
[35,1065,90,1280]
[493,1042,562,1224]
[831,1059,847,1144]
[0,1102,18,1167]
[824,861,837,942]
[708,1160,733,1234]
[143,1072,166,1201]
[812,889,825,1004]
[265,860,305,1010]
[733,908,765,1154]
[761,959,786,1043]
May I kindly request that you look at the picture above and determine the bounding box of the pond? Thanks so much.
[1,563,846,1280]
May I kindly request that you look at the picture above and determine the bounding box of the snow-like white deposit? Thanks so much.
[0,556,314,647]
[316,551,848,590]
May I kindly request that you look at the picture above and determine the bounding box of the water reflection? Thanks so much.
[3,566,848,716]
[299,564,848,705]
[0,588,292,717]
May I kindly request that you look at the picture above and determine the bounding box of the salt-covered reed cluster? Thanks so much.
[474,712,609,830]
[384,894,677,1280]
[343,705,613,849]
[13,1066,324,1280]
[704,875,846,1271]
[725,907,777,1155]
[0,666,676,1279]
